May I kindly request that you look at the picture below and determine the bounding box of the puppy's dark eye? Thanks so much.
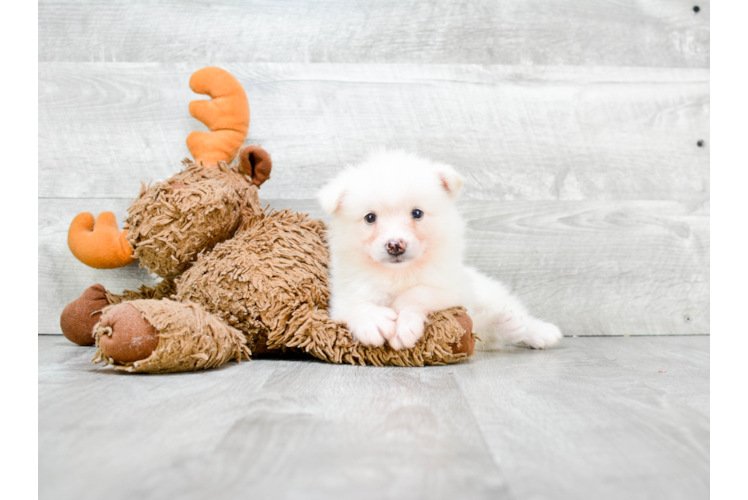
[364,213,377,224]
[411,209,424,220]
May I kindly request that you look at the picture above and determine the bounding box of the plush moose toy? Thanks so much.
[60,67,476,373]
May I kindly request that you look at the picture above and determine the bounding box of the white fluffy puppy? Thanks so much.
[317,150,562,351]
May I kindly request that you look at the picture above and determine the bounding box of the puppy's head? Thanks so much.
[318,150,465,270]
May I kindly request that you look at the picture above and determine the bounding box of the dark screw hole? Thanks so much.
[693,6,700,13]
[697,140,704,147]
[684,315,692,324]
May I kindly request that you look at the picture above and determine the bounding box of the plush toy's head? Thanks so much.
[124,158,265,278]
[67,67,271,275]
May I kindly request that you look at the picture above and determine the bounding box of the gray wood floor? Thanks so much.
[38,336,709,500]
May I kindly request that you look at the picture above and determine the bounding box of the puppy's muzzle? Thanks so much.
[386,240,407,256]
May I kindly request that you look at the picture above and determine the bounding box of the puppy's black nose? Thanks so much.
[386,240,407,256]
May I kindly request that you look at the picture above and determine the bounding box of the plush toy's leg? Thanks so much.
[60,280,177,346]
[266,303,476,367]
[60,284,112,346]
[92,299,249,373]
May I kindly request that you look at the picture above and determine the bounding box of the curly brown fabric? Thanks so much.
[125,160,261,278]
[92,299,249,373]
[271,305,474,367]
[105,278,178,304]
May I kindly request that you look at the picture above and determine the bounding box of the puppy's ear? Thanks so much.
[317,174,348,214]
[436,164,465,199]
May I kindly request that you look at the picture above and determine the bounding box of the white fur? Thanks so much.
[317,150,562,351]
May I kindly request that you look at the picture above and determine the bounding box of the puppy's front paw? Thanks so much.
[494,311,526,338]
[347,307,398,347]
[388,310,426,351]
[520,320,562,349]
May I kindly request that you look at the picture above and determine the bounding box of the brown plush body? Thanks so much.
[61,68,476,373]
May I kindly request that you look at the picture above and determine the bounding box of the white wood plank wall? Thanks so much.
[38,1,710,336]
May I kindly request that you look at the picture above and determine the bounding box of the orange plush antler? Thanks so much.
[186,67,249,166]
[68,212,135,269]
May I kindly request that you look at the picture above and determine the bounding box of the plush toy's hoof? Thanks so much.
[448,312,475,356]
[98,304,159,363]
[60,284,111,346]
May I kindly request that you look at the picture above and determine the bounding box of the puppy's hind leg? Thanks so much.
[466,267,562,350]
